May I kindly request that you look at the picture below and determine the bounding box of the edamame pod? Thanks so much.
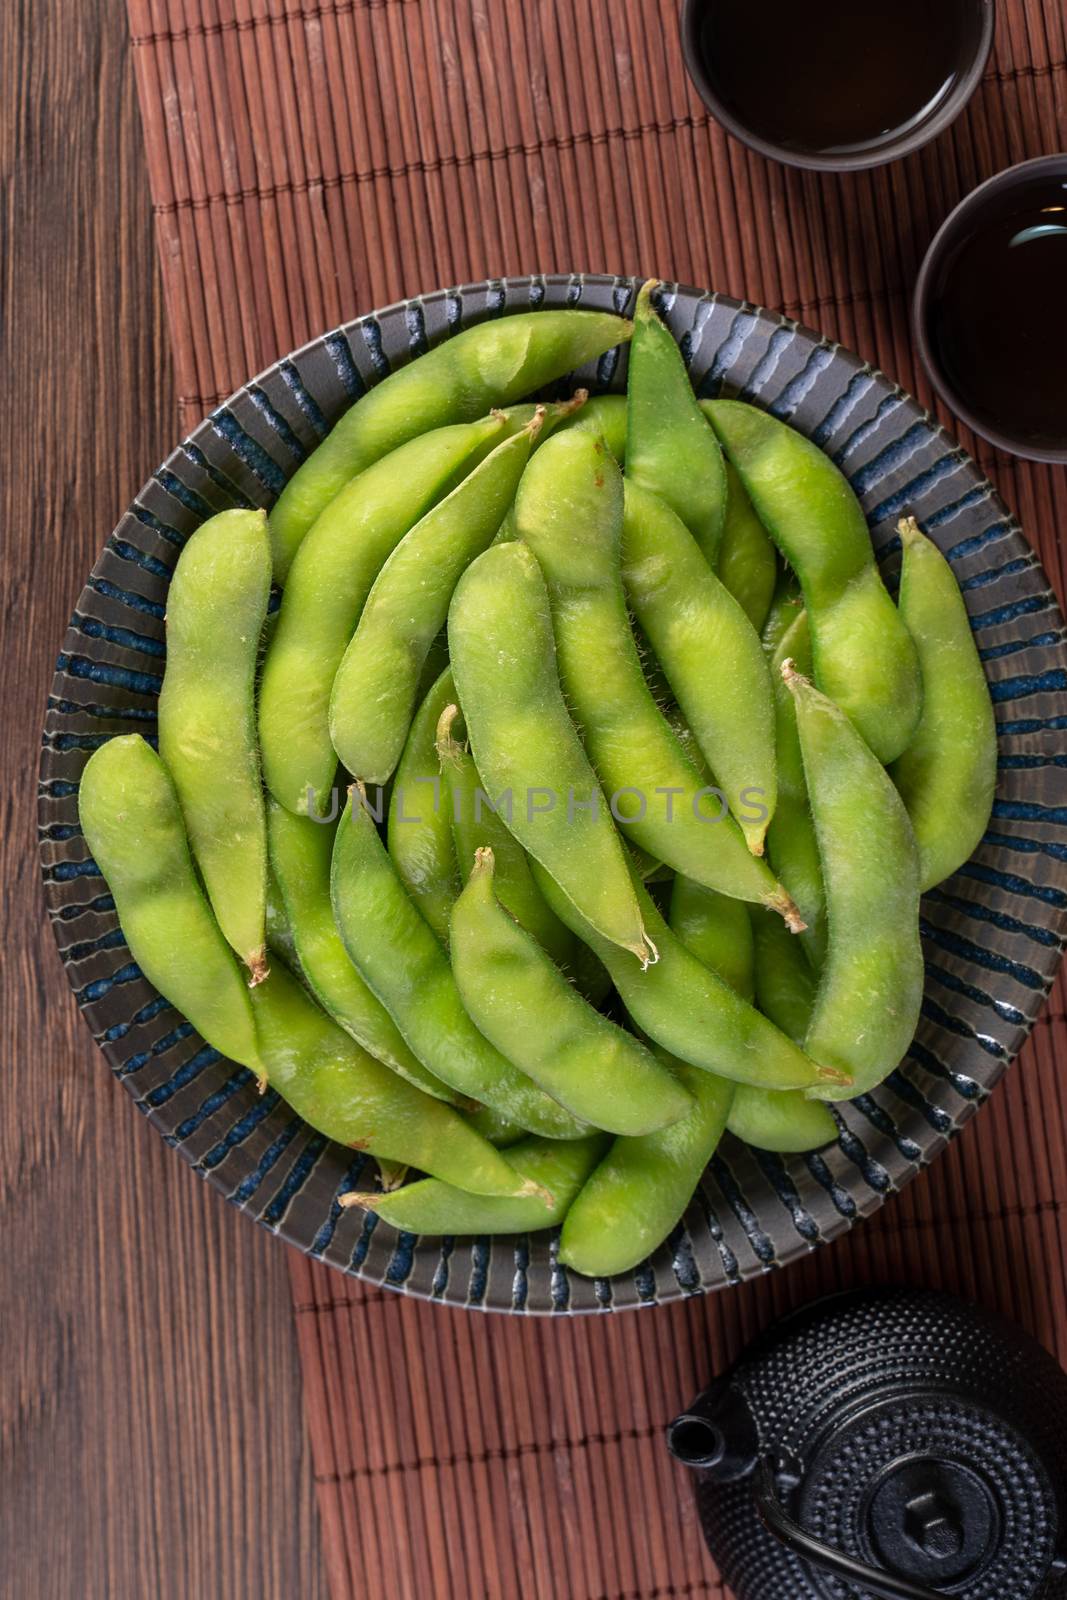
[669,876,755,1001]
[331,787,588,1139]
[451,849,691,1135]
[555,392,628,462]
[448,540,654,964]
[386,667,460,944]
[621,480,778,857]
[761,571,803,657]
[250,960,546,1201]
[331,415,542,783]
[890,516,997,891]
[726,1084,837,1153]
[766,609,826,962]
[558,1055,734,1278]
[437,706,575,967]
[517,430,787,898]
[708,399,922,765]
[78,735,262,1071]
[783,663,924,1102]
[268,309,633,575]
[259,415,504,815]
[714,457,778,633]
[728,909,834,1151]
[158,508,271,980]
[345,1132,610,1234]
[664,879,833,1153]
[532,863,846,1092]
[626,281,727,566]
[750,907,818,1044]
[267,798,459,1102]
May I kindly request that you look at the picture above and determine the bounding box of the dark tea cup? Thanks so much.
[914,154,1067,464]
[679,0,994,173]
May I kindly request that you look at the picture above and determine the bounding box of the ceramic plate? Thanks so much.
[39,273,1067,1313]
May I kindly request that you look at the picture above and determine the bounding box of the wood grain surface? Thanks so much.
[0,3,326,1596]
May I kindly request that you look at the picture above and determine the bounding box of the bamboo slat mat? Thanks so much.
[124,2,1067,1594]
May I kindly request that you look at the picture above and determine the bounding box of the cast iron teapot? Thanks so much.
[668,1288,1067,1599]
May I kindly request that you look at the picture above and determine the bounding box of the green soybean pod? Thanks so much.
[331,787,588,1139]
[448,540,654,964]
[727,1084,837,1153]
[386,667,460,944]
[259,415,504,816]
[750,906,818,1044]
[559,1056,734,1278]
[626,281,727,566]
[437,705,575,967]
[466,1105,526,1148]
[268,309,633,576]
[554,391,629,462]
[451,849,691,1134]
[267,798,459,1102]
[766,608,826,963]
[783,663,924,1102]
[516,430,788,904]
[663,879,833,1155]
[708,399,922,765]
[250,960,546,1201]
[532,863,846,1093]
[157,507,271,980]
[669,876,755,1002]
[345,1132,610,1233]
[714,457,778,633]
[726,910,836,1153]
[761,571,803,657]
[621,480,778,858]
[78,735,262,1071]
[890,516,997,891]
[330,415,542,785]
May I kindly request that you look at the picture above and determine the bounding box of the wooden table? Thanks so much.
[0,3,327,1593]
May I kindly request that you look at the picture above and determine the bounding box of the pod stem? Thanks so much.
[246,948,270,987]
[470,845,496,882]
[765,887,807,935]
[339,1191,382,1211]
[897,514,922,545]
[780,656,810,694]
[434,703,468,772]
[556,388,589,419]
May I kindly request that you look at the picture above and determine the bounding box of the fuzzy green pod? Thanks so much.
[268,309,633,575]
[450,848,691,1135]
[250,960,547,1202]
[621,480,779,859]
[558,1056,734,1278]
[157,507,272,979]
[669,876,755,1002]
[708,399,922,765]
[331,787,587,1139]
[347,1132,610,1235]
[554,391,629,462]
[437,705,575,967]
[78,735,262,1071]
[259,415,504,816]
[448,539,654,965]
[532,863,846,1093]
[517,430,790,901]
[330,414,542,784]
[626,281,728,565]
[890,516,997,891]
[785,664,924,1102]
[267,798,459,1102]
[766,608,826,964]
[714,456,778,633]
[386,667,460,945]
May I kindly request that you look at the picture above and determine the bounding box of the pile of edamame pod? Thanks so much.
[79,282,997,1279]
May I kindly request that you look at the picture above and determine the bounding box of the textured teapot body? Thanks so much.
[670,1289,1067,1600]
